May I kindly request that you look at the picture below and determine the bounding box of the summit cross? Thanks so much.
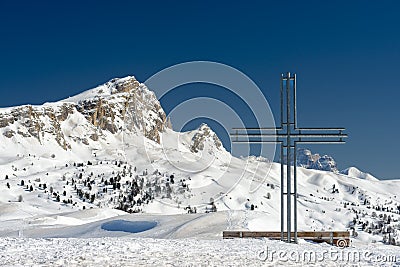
[231,72,347,243]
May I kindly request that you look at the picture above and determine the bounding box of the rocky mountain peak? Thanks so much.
[189,123,223,153]
[0,76,166,152]
[106,76,141,94]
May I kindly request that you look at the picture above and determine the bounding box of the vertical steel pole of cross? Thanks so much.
[280,73,284,241]
[286,72,291,242]
[293,73,298,243]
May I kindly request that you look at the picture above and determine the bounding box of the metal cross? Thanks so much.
[231,72,347,243]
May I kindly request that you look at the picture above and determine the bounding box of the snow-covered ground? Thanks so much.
[1,236,399,266]
[0,210,399,266]
[0,209,399,266]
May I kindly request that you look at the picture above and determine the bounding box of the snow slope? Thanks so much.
[341,166,379,181]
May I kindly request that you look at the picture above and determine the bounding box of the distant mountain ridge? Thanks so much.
[0,76,372,181]
[296,148,339,173]
[296,148,379,181]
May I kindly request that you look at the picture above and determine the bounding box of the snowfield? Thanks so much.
[1,236,399,266]
[0,210,399,266]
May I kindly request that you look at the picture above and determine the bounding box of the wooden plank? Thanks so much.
[222,231,350,247]
[223,231,349,238]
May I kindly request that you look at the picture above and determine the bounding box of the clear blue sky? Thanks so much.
[0,1,399,179]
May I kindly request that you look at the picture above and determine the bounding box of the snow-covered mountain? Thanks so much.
[340,167,379,181]
[0,76,399,248]
[0,76,166,155]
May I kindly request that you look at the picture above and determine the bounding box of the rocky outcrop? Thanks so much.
[75,77,166,143]
[76,98,119,134]
[0,76,166,149]
[0,103,74,148]
[190,124,223,153]
[296,148,338,173]
[109,77,140,94]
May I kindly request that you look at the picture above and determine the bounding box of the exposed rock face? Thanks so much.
[111,77,140,93]
[190,124,223,153]
[76,98,119,134]
[0,103,74,149]
[0,76,166,150]
[296,148,338,173]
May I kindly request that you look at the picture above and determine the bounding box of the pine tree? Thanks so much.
[211,203,217,212]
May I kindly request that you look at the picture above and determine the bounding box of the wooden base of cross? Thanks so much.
[222,231,351,247]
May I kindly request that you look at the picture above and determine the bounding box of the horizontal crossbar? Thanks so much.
[231,140,346,145]
[230,133,348,138]
[296,127,346,131]
[232,127,282,130]
[295,141,346,144]
[232,128,346,132]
